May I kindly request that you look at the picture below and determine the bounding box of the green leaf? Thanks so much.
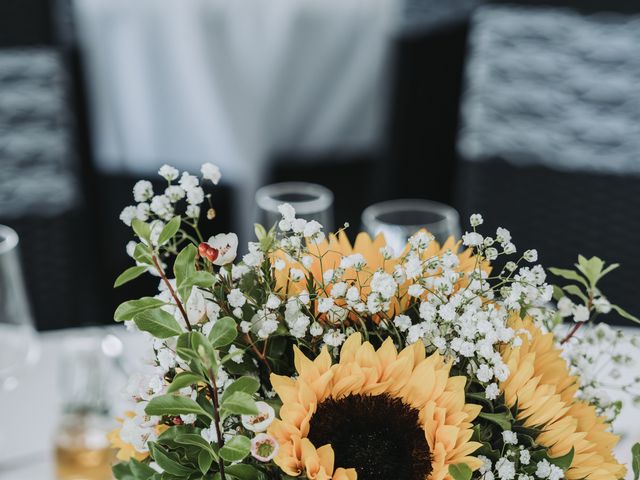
[174,434,216,454]
[181,271,216,293]
[133,243,153,265]
[158,216,181,246]
[612,305,640,325]
[190,331,217,369]
[145,394,213,419]
[148,442,194,476]
[449,463,472,480]
[225,464,265,480]
[174,245,197,297]
[131,218,151,244]
[600,263,620,279]
[254,223,267,240]
[134,309,183,338]
[478,412,512,430]
[221,391,258,416]
[548,268,589,288]
[112,463,135,480]
[129,459,156,478]
[114,265,148,288]
[552,285,564,301]
[208,317,238,348]
[219,435,251,462]
[562,285,588,303]
[114,297,166,322]
[631,442,640,480]
[167,372,206,393]
[198,449,214,475]
[549,447,574,471]
[576,256,604,287]
[221,376,260,403]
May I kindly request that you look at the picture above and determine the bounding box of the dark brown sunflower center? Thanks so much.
[307,393,432,480]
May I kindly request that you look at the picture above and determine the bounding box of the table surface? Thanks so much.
[0,326,639,480]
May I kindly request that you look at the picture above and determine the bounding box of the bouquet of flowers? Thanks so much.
[111,164,640,480]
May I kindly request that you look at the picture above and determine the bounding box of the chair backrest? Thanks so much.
[456,4,640,322]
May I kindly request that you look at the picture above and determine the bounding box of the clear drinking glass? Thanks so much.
[54,332,118,480]
[361,199,461,254]
[0,224,39,392]
[255,182,334,231]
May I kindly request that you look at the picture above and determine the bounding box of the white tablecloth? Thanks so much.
[0,326,638,479]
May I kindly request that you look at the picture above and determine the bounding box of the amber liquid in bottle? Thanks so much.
[55,413,115,480]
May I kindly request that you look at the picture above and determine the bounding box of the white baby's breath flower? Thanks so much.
[228,289,246,308]
[309,322,323,337]
[200,426,218,444]
[179,172,199,191]
[120,206,137,226]
[470,213,484,227]
[496,227,511,244]
[462,232,483,247]
[266,294,281,310]
[158,164,179,181]
[393,314,412,332]
[519,449,531,465]
[557,297,574,317]
[186,186,205,205]
[150,195,173,220]
[593,296,612,314]
[201,163,221,184]
[573,304,590,323]
[186,205,200,219]
[485,383,500,400]
[523,249,538,262]
[496,458,515,480]
[331,282,347,298]
[502,430,517,445]
[289,268,304,282]
[408,284,425,298]
[503,242,517,255]
[274,259,286,271]
[323,329,346,347]
[165,185,185,202]
[133,180,154,202]
[317,297,334,313]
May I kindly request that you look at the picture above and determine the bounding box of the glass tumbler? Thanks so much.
[0,224,39,392]
[255,182,334,232]
[361,199,461,255]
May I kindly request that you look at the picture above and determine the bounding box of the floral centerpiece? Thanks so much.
[111,164,640,480]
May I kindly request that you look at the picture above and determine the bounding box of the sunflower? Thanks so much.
[500,317,626,480]
[268,333,482,480]
[272,231,484,317]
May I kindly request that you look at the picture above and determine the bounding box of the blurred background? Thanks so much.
[1,0,640,478]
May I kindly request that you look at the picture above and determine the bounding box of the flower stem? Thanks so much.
[151,254,193,331]
[206,366,226,480]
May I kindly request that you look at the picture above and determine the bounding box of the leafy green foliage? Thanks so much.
[158,216,181,246]
[221,391,259,417]
[548,447,574,471]
[632,443,640,480]
[449,463,472,480]
[166,372,206,394]
[114,297,166,322]
[134,309,183,338]
[114,265,148,288]
[209,317,238,348]
[219,435,251,462]
[145,394,213,420]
